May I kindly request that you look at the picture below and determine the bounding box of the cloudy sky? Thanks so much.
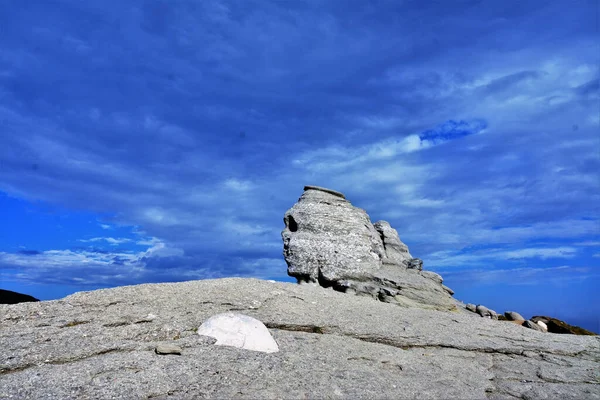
[1,1,598,331]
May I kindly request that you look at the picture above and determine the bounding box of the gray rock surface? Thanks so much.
[442,284,455,296]
[505,311,525,321]
[466,303,477,313]
[282,186,457,311]
[373,220,412,266]
[420,270,443,284]
[524,319,546,332]
[1,278,598,399]
[155,344,182,355]
[476,305,498,319]
[407,258,423,271]
[282,186,385,284]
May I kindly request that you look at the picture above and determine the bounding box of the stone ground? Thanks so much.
[1,278,599,399]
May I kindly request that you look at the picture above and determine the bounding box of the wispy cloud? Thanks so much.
[426,246,578,268]
[79,237,132,245]
[440,265,597,286]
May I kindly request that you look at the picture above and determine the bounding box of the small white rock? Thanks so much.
[536,320,548,331]
[197,312,279,353]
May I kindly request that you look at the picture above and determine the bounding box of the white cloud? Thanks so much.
[79,237,132,245]
[440,265,596,286]
[502,247,577,260]
[575,241,600,247]
[426,246,578,268]
[223,178,255,192]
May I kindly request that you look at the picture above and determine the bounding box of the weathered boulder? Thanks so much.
[282,186,457,311]
[466,303,477,313]
[504,311,525,321]
[0,289,39,305]
[1,278,598,399]
[476,305,498,319]
[523,319,545,332]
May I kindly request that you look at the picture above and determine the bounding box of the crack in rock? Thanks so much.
[0,347,135,376]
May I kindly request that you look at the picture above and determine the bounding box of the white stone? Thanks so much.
[537,321,548,331]
[197,312,279,353]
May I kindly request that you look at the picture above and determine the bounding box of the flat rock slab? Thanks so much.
[1,278,599,399]
[155,344,182,355]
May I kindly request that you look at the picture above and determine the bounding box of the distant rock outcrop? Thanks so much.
[282,186,457,311]
[532,316,597,336]
[0,289,39,305]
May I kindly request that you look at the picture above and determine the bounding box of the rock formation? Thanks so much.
[505,311,525,322]
[1,278,598,399]
[532,316,597,335]
[0,289,39,305]
[282,186,457,311]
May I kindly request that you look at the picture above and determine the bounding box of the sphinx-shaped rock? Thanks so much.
[282,186,457,311]
[282,185,385,284]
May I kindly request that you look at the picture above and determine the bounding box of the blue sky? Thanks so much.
[1,1,598,332]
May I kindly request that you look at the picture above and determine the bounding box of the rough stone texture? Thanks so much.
[197,312,279,353]
[282,186,457,311]
[466,303,477,313]
[373,221,412,266]
[476,305,498,320]
[303,185,346,199]
[407,258,423,271]
[155,344,182,355]
[505,311,525,321]
[442,285,455,296]
[420,271,443,285]
[282,186,385,284]
[0,289,39,305]
[1,278,598,400]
